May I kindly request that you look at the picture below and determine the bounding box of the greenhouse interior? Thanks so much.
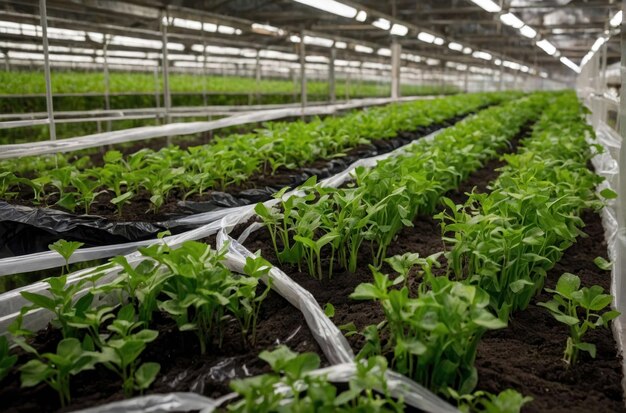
[0,0,625,411]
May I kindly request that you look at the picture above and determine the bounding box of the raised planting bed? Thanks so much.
[0,93,513,258]
[232,91,625,411]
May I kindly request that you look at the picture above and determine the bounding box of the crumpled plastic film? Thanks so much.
[0,201,167,259]
[75,362,459,413]
[586,114,626,394]
[309,363,460,413]
[0,96,425,160]
[74,392,234,413]
[0,128,445,276]
[214,231,459,413]
[216,229,354,365]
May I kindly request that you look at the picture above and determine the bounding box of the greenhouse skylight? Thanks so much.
[372,18,391,31]
[292,0,359,19]
[500,13,525,29]
[611,10,622,27]
[390,24,409,36]
[536,39,557,56]
[469,0,501,13]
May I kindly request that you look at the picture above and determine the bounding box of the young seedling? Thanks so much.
[0,336,17,382]
[19,337,99,407]
[538,273,620,366]
[450,388,533,413]
[49,239,84,274]
[99,304,160,396]
[228,346,404,412]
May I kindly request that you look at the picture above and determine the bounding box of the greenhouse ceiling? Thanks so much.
[0,0,620,80]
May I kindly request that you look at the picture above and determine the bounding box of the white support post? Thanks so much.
[153,67,161,124]
[463,69,469,93]
[299,39,307,108]
[499,57,505,91]
[255,49,261,104]
[615,0,626,319]
[391,41,401,100]
[160,11,172,125]
[201,21,208,108]
[39,0,56,141]
[329,47,336,104]
[103,35,111,132]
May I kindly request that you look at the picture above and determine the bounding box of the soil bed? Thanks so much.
[475,208,626,413]
[0,284,325,412]
[235,135,626,411]
[8,114,466,224]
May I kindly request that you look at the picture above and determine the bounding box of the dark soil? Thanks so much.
[475,208,626,413]
[238,137,509,353]
[0,284,325,412]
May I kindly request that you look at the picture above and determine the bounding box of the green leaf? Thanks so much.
[593,256,612,271]
[600,188,618,199]
[134,362,160,390]
[20,292,55,311]
[555,273,580,299]
[324,303,335,318]
[111,191,134,206]
[574,342,596,358]
[509,279,534,294]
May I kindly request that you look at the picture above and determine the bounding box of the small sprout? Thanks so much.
[538,273,620,366]
[324,303,335,318]
[593,256,612,271]
[49,240,84,274]
[0,336,17,382]
[600,188,618,200]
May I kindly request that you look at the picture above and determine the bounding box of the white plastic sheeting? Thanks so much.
[591,118,626,379]
[0,127,444,276]
[0,96,426,160]
[75,362,461,413]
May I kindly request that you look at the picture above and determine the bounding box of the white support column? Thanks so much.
[160,12,172,125]
[103,35,111,131]
[329,47,336,104]
[255,49,261,104]
[463,69,469,93]
[391,41,401,100]
[498,56,505,91]
[615,0,626,318]
[153,67,161,124]
[299,39,307,108]
[201,22,208,108]
[39,0,56,141]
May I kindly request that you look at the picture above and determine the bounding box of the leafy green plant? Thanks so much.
[228,346,403,412]
[351,265,506,395]
[19,337,98,407]
[99,304,160,396]
[256,94,546,280]
[438,93,603,320]
[0,336,17,382]
[12,275,93,339]
[538,273,620,366]
[451,388,532,413]
[49,239,84,274]
[134,241,271,354]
